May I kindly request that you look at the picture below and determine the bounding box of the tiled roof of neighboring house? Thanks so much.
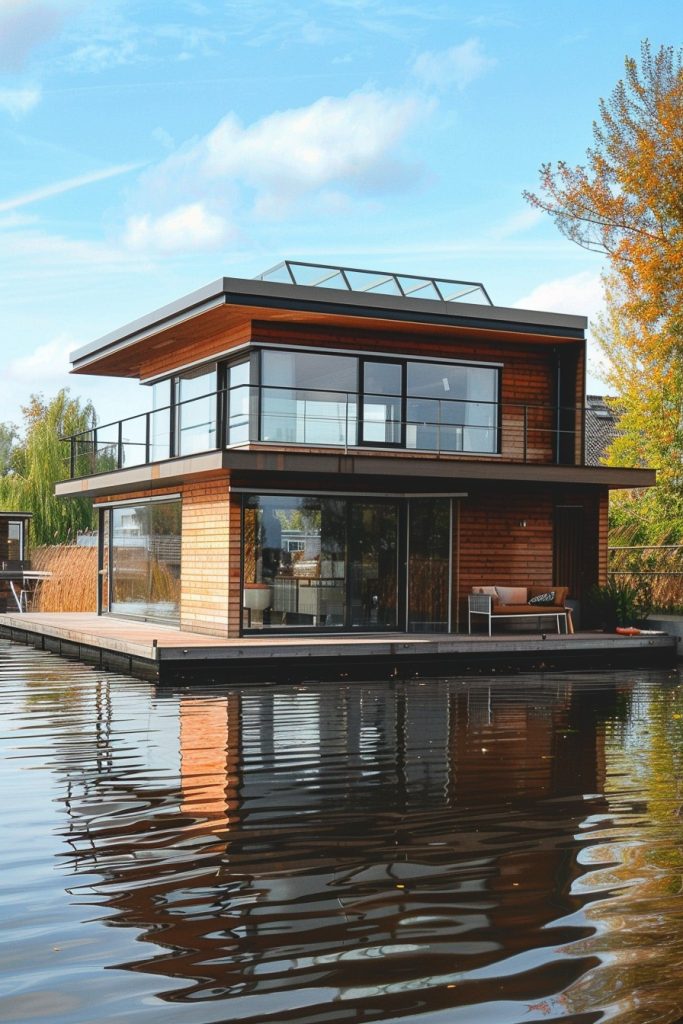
[585,395,620,465]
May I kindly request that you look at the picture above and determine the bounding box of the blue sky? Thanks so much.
[1,0,681,428]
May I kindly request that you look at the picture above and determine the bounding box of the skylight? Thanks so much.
[255,260,493,306]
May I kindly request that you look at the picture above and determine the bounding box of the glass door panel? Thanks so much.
[361,361,402,445]
[349,502,398,629]
[407,498,451,632]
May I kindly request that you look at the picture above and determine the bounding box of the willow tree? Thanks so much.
[0,390,96,545]
[524,41,683,539]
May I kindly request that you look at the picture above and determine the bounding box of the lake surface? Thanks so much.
[2,639,683,1024]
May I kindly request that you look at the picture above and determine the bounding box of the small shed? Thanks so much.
[0,512,32,611]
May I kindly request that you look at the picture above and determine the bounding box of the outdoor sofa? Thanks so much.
[468,585,572,635]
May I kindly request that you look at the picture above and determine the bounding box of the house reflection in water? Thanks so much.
[56,678,615,1018]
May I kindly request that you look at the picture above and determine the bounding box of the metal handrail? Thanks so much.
[61,384,585,480]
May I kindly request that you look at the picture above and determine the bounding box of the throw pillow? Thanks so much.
[495,586,528,605]
[529,591,555,606]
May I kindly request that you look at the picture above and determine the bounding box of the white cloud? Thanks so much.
[0,0,70,72]
[7,334,73,385]
[124,202,231,254]
[130,89,429,245]
[412,38,496,91]
[0,85,41,118]
[514,270,603,320]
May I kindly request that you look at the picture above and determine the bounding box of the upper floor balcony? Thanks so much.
[62,377,584,481]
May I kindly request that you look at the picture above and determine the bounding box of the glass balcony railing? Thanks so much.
[61,384,585,480]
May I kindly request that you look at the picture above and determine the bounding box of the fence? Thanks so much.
[608,544,683,611]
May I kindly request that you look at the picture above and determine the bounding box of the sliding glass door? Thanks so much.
[348,502,399,629]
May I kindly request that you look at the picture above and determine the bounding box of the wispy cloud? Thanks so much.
[0,0,70,73]
[0,162,145,214]
[412,38,496,91]
[0,86,41,118]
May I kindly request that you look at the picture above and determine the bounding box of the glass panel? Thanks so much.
[408,499,450,632]
[260,351,358,446]
[94,425,119,473]
[362,361,402,445]
[176,364,217,455]
[243,495,346,631]
[120,414,147,468]
[151,381,171,461]
[110,500,181,623]
[406,362,498,453]
[227,361,250,445]
[349,502,398,630]
[100,509,110,613]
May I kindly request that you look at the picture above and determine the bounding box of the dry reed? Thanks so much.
[31,544,98,612]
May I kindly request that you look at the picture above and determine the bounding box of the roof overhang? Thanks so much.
[69,276,588,380]
[55,448,654,500]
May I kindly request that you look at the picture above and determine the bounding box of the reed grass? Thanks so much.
[31,544,98,613]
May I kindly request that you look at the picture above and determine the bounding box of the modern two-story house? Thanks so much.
[56,260,654,638]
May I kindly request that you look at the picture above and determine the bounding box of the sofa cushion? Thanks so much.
[529,591,555,605]
[473,585,500,605]
[495,586,528,605]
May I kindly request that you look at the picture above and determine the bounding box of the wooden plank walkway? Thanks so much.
[0,612,677,683]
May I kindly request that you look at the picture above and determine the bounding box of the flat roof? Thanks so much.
[70,264,588,376]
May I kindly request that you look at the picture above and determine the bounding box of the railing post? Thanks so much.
[117,420,123,469]
[523,406,528,463]
[70,437,75,479]
[145,412,151,464]
[93,428,98,473]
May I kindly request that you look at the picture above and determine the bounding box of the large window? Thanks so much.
[242,493,449,633]
[176,364,217,455]
[107,499,181,623]
[406,361,498,453]
[260,351,358,445]
[243,495,347,630]
[227,361,250,445]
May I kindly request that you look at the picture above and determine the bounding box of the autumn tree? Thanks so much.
[525,41,683,538]
[0,390,96,545]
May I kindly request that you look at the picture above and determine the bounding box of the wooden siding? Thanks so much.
[180,474,231,637]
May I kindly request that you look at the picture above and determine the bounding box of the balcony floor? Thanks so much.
[0,612,676,683]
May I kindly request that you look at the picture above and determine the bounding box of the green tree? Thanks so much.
[0,422,18,475]
[524,41,683,539]
[0,390,96,545]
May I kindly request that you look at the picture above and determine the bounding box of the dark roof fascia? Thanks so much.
[70,276,588,372]
[54,449,654,500]
[0,511,33,520]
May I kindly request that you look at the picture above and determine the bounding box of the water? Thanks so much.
[2,641,683,1024]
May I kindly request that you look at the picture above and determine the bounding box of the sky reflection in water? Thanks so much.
[2,639,683,1024]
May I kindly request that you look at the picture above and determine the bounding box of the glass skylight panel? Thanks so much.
[255,263,294,284]
[397,276,441,300]
[345,270,402,295]
[254,260,492,306]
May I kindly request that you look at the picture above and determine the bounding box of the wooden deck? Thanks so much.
[0,612,677,683]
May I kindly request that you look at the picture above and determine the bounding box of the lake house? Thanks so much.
[56,260,654,637]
